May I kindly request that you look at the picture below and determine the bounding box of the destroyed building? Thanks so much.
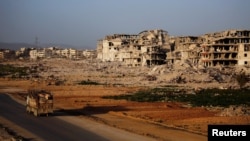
[166,29,250,67]
[200,29,250,67]
[166,36,204,66]
[97,29,170,67]
[97,29,250,68]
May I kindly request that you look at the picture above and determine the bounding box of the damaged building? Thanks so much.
[97,29,170,67]
[166,29,250,67]
[200,29,250,67]
[97,29,250,68]
[166,36,204,66]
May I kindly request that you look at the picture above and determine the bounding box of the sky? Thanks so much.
[0,0,250,49]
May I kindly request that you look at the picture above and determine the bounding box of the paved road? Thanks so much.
[0,94,156,141]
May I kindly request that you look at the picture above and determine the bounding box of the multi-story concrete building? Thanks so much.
[16,47,32,59]
[60,48,80,59]
[165,29,250,68]
[0,49,16,60]
[200,29,250,67]
[97,29,170,67]
[166,36,204,65]
[29,48,52,60]
[0,52,3,59]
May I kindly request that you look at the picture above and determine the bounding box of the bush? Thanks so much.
[78,80,101,85]
[235,71,247,89]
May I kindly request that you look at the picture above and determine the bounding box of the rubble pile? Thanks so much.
[2,57,250,89]
[218,105,250,116]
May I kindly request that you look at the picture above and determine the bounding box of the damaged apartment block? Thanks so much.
[166,36,204,66]
[201,30,250,67]
[97,29,250,68]
[97,29,170,67]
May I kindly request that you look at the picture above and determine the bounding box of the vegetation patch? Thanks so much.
[78,79,101,85]
[235,71,248,89]
[0,64,29,78]
[103,86,250,107]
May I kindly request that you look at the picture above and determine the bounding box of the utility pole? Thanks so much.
[35,36,39,48]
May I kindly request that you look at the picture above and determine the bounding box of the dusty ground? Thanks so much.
[0,59,250,140]
[0,79,249,141]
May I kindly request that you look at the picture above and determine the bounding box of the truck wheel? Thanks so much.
[26,107,30,114]
[34,110,38,117]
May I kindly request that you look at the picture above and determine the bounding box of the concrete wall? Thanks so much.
[238,44,250,65]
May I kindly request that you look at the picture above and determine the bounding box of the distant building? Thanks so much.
[60,48,79,59]
[29,48,52,60]
[83,49,96,58]
[16,47,33,59]
[0,51,4,59]
[0,49,16,60]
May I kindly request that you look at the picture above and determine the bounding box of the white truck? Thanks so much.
[26,89,53,116]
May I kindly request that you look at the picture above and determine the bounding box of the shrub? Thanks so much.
[78,80,100,85]
[235,71,247,89]
[0,64,28,78]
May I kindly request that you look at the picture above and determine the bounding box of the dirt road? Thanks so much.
[0,94,157,141]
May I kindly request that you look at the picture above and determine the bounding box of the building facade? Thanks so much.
[29,48,52,60]
[97,29,170,67]
[166,36,203,65]
[200,30,250,67]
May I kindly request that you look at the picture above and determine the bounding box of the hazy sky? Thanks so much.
[1,0,250,49]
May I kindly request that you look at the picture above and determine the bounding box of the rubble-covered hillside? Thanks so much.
[1,58,249,90]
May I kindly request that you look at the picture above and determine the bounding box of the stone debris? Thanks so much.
[2,57,250,89]
[217,105,250,116]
